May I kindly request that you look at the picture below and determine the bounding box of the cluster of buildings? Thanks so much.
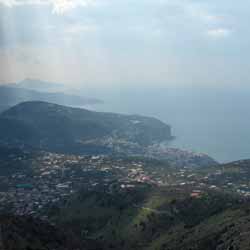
[0,153,158,218]
[0,151,250,219]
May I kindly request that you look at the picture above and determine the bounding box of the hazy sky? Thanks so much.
[0,0,249,88]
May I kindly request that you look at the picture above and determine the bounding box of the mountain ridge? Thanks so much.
[0,84,102,108]
[0,101,173,156]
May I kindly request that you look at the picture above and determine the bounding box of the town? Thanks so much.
[1,149,250,221]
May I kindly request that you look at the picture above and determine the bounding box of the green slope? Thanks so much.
[50,183,246,250]
[0,101,172,154]
[0,215,85,250]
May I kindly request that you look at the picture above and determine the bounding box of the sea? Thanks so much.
[81,85,250,163]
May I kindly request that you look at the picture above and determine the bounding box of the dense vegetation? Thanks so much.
[0,101,250,250]
[0,101,172,154]
[51,184,249,250]
[0,146,250,249]
[0,215,84,250]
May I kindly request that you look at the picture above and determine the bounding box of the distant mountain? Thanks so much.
[0,85,102,107]
[12,78,65,92]
[0,101,173,155]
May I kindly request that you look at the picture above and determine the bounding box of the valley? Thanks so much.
[1,0,249,247]
[0,146,250,249]
[0,102,249,250]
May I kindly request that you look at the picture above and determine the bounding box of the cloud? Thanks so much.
[0,0,248,87]
[65,23,97,35]
[207,28,232,38]
[0,0,95,14]
[51,0,95,14]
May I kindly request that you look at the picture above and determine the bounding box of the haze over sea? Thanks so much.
[85,85,250,163]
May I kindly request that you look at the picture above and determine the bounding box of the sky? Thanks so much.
[0,0,249,88]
